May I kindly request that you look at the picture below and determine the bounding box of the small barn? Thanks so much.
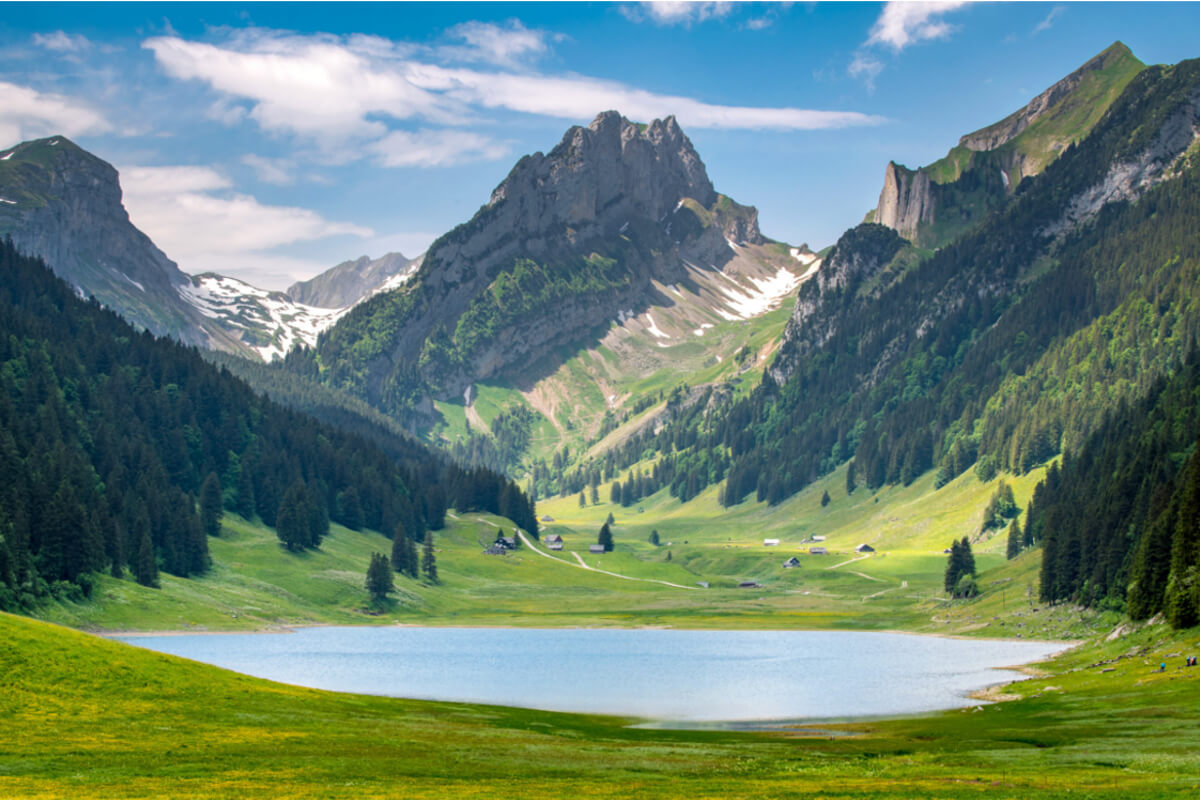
[763,538,780,547]
[485,544,507,555]
[809,547,829,555]
[548,541,563,551]
[811,535,827,542]
[589,544,606,554]
[544,534,563,544]
[739,581,761,588]
[495,535,518,550]
[855,543,875,553]
[541,515,556,523]
[783,556,801,568]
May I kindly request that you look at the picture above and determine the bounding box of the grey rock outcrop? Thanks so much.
[324,110,765,404]
[0,136,248,352]
[874,162,934,241]
[287,251,422,308]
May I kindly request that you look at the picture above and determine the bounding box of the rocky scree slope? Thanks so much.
[314,111,811,419]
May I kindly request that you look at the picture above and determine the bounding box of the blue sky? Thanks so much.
[1,2,1198,291]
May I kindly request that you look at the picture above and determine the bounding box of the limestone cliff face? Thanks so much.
[322,111,767,405]
[0,137,218,346]
[874,162,934,241]
[871,42,1145,248]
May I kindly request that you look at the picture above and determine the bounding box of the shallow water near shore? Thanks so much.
[115,626,1066,724]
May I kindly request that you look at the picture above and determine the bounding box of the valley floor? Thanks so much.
[13,463,1199,798]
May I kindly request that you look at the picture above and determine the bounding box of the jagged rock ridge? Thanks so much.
[316,111,805,415]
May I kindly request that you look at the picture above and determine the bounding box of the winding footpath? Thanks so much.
[512,528,701,591]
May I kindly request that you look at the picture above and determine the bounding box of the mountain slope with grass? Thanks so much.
[309,112,817,436]
[869,42,1145,249]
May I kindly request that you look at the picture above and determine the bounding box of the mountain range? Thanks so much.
[0,38,1198,626]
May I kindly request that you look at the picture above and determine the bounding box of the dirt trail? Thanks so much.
[514,531,701,591]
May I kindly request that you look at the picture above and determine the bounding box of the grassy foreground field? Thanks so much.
[3,610,1199,799]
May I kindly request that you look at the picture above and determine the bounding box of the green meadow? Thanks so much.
[18,457,1200,798]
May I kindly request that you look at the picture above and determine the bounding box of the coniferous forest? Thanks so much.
[0,239,536,611]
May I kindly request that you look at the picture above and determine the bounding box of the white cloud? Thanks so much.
[442,20,555,67]
[0,80,111,146]
[144,28,881,169]
[866,2,967,51]
[371,129,510,167]
[143,34,466,149]
[848,54,885,93]
[32,31,91,52]
[412,64,884,130]
[849,2,968,88]
[1033,6,1065,34]
[622,2,733,26]
[241,154,295,185]
[119,164,372,288]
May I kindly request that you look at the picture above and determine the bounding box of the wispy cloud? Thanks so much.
[621,2,733,27]
[1033,6,1065,35]
[119,164,371,287]
[144,27,882,167]
[370,129,511,168]
[241,154,295,186]
[440,20,558,67]
[32,31,92,52]
[0,80,110,146]
[849,2,968,88]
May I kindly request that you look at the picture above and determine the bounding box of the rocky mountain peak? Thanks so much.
[486,110,715,233]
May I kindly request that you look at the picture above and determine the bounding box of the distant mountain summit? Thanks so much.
[0,136,233,349]
[315,111,810,418]
[0,136,349,361]
[871,41,1145,248]
[287,251,423,309]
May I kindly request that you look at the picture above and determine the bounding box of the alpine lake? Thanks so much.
[116,626,1066,728]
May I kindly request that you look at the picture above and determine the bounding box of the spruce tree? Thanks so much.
[649,529,660,546]
[365,552,393,604]
[598,521,614,552]
[820,490,831,507]
[200,472,223,537]
[1006,517,1022,560]
[391,521,409,574]
[406,536,420,579]
[133,516,158,588]
[590,485,599,505]
[422,531,438,583]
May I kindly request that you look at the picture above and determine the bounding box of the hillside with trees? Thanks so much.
[0,239,536,612]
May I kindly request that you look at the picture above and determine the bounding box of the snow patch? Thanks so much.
[179,274,347,362]
[714,267,802,320]
[668,284,683,297]
[789,247,818,266]
[120,273,144,292]
[644,313,669,340]
[0,151,13,161]
[692,323,714,337]
[0,197,16,205]
[619,221,629,234]
[726,237,740,253]
[48,140,58,146]
[1000,169,1010,190]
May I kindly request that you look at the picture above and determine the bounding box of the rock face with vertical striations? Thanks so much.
[314,110,799,418]
[870,42,1145,249]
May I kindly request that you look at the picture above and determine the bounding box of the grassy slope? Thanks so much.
[3,609,1199,798]
[36,461,1107,640]
[429,302,793,471]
